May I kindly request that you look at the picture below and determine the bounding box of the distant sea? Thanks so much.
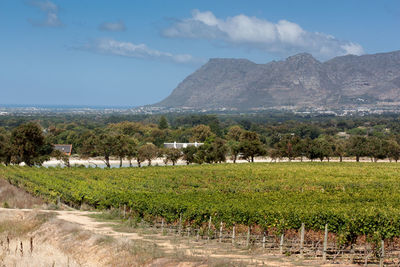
[0,104,136,110]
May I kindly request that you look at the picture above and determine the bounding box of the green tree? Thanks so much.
[158,116,169,129]
[312,137,333,162]
[97,133,120,168]
[0,128,12,165]
[194,137,227,164]
[125,138,138,167]
[190,124,213,142]
[239,131,264,162]
[163,148,182,166]
[268,148,281,162]
[304,138,318,161]
[138,143,159,166]
[226,125,244,141]
[346,136,368,162]
[182,146,198,165]
[150,128,167,147]
[10,122,52,166]
[227,140,241,163]
[114,134,130,167]
[226,126,243,163]
[367,136,388,162]
[333,138,346,162]
[80,131,120,168]
[208,137,227,163]
[276,134,302,161]
[387,139,400,162]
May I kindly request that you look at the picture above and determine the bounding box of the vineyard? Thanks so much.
[1,162,400,246]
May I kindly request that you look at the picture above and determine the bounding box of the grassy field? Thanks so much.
[1,162,400,243]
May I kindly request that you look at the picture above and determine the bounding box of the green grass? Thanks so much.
[1,162,400,242]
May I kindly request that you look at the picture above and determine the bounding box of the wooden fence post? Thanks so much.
[246,226,251,248]
[30,237,33,254]
[323,223,328,261]
[178,214,182,235]
[380,240,385,267]
[280,233,284,254]
[219,222,223,243]
[262,233,266,249]
[207,216,212,241]
[161,218,164,234]
[300,223,305,256]
[123,204,126,219]
[232,225,236,245]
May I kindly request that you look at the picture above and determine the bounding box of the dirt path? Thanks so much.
[0,208,357,266]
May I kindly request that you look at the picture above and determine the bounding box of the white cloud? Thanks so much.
[78,39,201,65]
[27,0,63,27]
[99,21,126,32]
[163,10,364,59]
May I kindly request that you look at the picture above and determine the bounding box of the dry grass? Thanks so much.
[0,212,54,237]
[0,179,45,209]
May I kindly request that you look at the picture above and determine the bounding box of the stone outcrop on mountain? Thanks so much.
[156,50,400,110]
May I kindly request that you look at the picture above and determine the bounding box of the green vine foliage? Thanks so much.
[2,162,400,244]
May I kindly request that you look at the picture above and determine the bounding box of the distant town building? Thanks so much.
[336,132,350,139]
[164,142,203,149]
[53,144,73,156]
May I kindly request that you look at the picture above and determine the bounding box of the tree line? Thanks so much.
[1,118,400,167]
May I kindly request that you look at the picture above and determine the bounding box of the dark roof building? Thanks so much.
[53,144,72,156]
[164,142,203,149]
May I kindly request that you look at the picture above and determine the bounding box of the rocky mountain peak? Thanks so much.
[156,50,400,110]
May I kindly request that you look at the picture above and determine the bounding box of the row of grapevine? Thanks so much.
[1,162,400,244]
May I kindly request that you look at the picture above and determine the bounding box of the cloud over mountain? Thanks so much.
[77,39,201,65]
[162,10,364,59]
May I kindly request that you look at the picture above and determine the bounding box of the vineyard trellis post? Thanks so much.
[262,233,266,249]
[280,233,284,254]
[246,226,251,248]
[380,240,385,267]
[178,213,182,235]
[323,223,328,261]
[232,225,236,245]
[219,222,223,243]
[207,216,212,241]
[30,237,33,254]
[300,223,305,256]
[161,218,164,234]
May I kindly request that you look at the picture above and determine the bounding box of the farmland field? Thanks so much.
[1,162,400,242]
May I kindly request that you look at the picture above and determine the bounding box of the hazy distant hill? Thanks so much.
[156,50,400,110]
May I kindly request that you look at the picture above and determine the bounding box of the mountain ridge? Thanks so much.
[156,50,400,110]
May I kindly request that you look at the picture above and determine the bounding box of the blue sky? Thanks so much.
[0,0,399,107]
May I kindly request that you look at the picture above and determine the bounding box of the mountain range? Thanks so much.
[155,50,400,111]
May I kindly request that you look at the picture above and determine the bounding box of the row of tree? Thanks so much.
[1,122,400,167]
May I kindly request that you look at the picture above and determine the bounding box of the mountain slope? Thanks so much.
[156,50,400,110]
